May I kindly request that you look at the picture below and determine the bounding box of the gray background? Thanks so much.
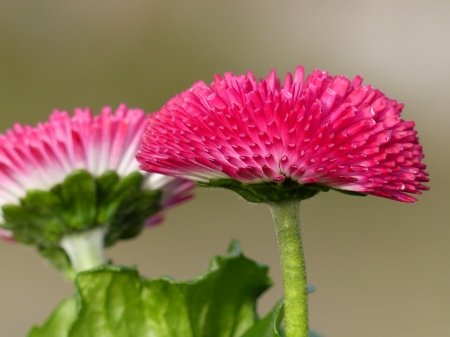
[0,1,449,336]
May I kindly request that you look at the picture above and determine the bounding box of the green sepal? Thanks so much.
[197,178,323,203]
[2,191,67,246]
[334,189,366,197]
[95,170,122,225]
[104,172,161,246]
[197,178,365,203]
[28,240,272,337]
[1,169,162,272]
[38,247,75,279]
[50,170,97,230]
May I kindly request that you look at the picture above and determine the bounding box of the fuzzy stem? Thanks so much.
[267,199,308,337]
[60,227,106,273]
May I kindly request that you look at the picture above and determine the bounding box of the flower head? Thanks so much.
[0,104,191,207]
[137,67,428,203]
[0,105,193,272]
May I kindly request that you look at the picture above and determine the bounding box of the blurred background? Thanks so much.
[0,1,449,336]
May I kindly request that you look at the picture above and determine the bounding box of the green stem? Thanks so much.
[267,199,308,337]
[60,227,106,273]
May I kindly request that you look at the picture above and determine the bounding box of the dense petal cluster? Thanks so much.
[137,67,428,202]
[0,104,193,228]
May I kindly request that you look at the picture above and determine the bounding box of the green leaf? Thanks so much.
[71,240,271,337]
[29,240,272,337]
[241,299,284,337]
[27,297,77,337]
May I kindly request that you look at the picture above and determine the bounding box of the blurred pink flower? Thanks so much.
[0,105,193,238]
[137,67,428,202]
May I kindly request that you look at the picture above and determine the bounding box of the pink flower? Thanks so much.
[137,67,429,203]
[0,104,193,238]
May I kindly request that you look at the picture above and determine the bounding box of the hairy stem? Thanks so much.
[267,199,308,337]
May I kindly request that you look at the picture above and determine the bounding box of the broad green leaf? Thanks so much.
[28,297,77,337]
[29,240,272,337]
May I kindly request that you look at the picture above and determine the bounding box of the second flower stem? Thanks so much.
[60,227,106,273]
[267,199,308,337]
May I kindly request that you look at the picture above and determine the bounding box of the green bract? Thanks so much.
[2,169,161,274]
[197,178,366,203]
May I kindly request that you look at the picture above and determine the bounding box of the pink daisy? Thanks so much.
[137,66,428,203]
[0,104,193,239]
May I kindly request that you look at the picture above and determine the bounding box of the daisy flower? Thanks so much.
[0,104,193,273]
[136,66,429,337]
[137,67,428,203]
